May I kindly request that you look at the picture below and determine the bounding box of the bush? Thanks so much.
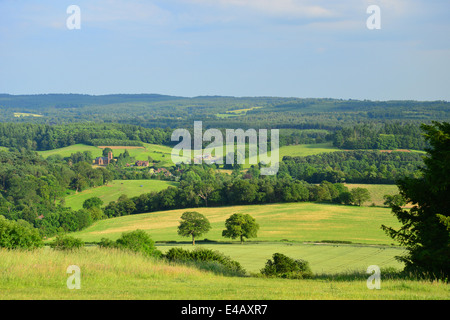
[98,237,117,249]
[0,216,43,249]
[114,229,161,258]
[50,235,84,251]
[164,247,246,276]
[261,253,313,279]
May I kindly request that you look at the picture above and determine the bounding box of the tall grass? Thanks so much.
[0,247,448,300]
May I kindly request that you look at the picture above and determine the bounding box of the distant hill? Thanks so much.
[1,93,449,130]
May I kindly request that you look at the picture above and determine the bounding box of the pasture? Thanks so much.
[64,179,178,210]
[70,202,400,245]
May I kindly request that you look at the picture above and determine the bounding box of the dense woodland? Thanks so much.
[280,151,424,184]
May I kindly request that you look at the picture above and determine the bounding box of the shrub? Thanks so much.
[50,235,84,251]
[115,229,161,258]
[164,247,245,276]
[261,253,313,279]
[98,237,117,249]
[0,216,43,249]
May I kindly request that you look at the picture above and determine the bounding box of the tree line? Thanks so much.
[280,150,424,184]
[99,165,371,219]
[331,122,428,150]
[0,122,173,151]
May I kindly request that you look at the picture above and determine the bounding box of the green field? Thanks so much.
[37,144,101,158]
[278,142,340,158]
[1,247,448,300]
[66,202,405,275]
[13,112,43,117]
[345,184,400,207]
[70,202,400,245]
[37,142,342,170]
[64,180,178,210]
[38,143,175,166]
[156,242,405,274]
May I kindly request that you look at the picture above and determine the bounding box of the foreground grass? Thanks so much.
[0,248,447,300]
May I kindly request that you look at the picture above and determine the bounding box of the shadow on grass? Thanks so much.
[312,268,447,283]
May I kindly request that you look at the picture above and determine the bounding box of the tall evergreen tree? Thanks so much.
[382,121,450,278]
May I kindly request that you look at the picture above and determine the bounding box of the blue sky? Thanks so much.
[1,0,449,100]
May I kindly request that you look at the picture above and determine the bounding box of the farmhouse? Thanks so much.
[150,167,172,177]
[94,151,113,165]
[135,160,150,167]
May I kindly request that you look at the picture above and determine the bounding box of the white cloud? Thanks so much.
[82,0,172,25]
[182,0,334,19]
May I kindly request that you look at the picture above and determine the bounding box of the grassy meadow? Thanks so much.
[63,202,408,276]
[1,247,448,300]
[36,142,342,170]
[69,202,400,245]
[64,179,178,210]
[345,184,400,207]
[38,143,175,166]
[155,242,406,275]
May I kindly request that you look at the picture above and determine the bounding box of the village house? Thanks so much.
[135,160,150,167]
[150,167,172,176]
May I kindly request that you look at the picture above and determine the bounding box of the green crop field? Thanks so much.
[64,180,178,210]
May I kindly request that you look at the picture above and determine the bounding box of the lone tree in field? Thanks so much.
[222,213,259,244]
[177,211,211,245]
[382,121,450,279]
[350,187,371,206]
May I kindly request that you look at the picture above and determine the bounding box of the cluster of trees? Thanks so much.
[278,129,331,146]
[331,123,428,150]
[177,211,259,245]
[0,149,113,237]
[0,215,43,249]
[280,150,424,184]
